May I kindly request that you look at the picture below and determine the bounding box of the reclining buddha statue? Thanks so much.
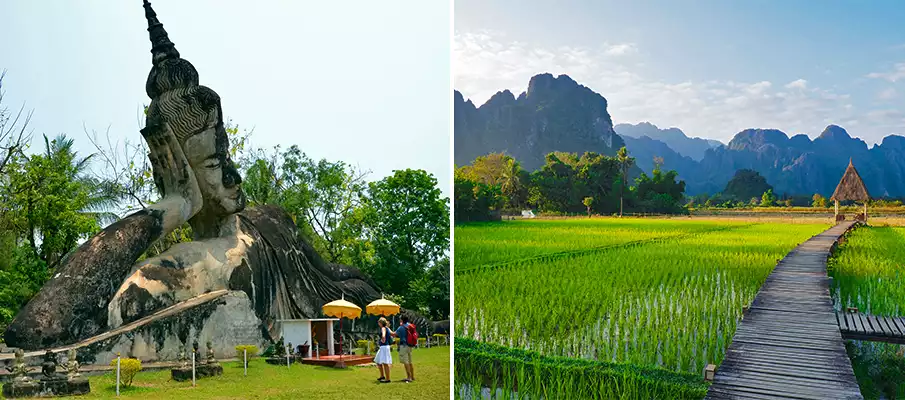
[4,1,415,352]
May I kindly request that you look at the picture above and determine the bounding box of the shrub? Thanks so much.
[417,337,427,347]
[356,340,374,353]
[235,345,259,359]
[432,334,448,345]
[262,344,275,357]
[109,357,142,387]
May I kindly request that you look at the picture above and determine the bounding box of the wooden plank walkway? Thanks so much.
[706,221,863,400]
[837,311,905,345]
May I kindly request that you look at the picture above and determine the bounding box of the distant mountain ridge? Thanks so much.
[614,122,722,161]
[455,73,905,198]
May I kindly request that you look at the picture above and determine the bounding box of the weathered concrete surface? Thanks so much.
[81,291,266,366]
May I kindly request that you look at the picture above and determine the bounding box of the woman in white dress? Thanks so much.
[375,317,393,383]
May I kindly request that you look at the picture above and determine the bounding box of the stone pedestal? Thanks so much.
[265,357,292,365]
[170,363,223,382]
[2,381,40,398]
[39,376,90,396]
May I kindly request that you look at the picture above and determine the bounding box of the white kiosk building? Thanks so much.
[276,318,339,358]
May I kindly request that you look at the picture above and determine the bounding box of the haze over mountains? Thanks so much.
[455,73,905,198]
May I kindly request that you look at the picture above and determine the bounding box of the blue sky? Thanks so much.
[1,0,451,201]
[455,0,905,144]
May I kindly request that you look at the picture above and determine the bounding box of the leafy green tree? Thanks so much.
[406,258,449,320]
[454,167,502,222]
[239,144,370,265]
[4,135,117,269]
[582,197,594,217]
[761,189,776,207]
[530,152,619,214]
[616,147,635,217]
[632,161,687,214]
[724,169,773,202]
[812,193,828,208]
[458,153,528,209]
[361,169,449,308]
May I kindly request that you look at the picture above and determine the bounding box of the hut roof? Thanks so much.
[830,159,870,202]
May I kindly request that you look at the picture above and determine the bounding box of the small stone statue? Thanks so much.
[274,336,286,358]
[5,349,34,383]
[205,341,216,364]
[63,349,81,379]
[178,347,188,369]
[41,350,58,378]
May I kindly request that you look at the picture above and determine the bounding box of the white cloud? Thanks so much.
[454,31,901,143]
[866,63,905,82]
[878,88,898,100]
[604,43,637,56]
[785,79,808,90]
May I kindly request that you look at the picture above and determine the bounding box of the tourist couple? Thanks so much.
[374,316,416,383]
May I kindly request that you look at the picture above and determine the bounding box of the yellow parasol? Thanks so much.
[321,294,361,364]
[366,295,400,316]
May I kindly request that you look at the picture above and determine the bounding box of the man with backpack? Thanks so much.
[392,315,417,383]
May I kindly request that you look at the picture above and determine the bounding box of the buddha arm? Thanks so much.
[3,208,167,349]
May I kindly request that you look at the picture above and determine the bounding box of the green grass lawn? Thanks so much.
[56,346,449,399]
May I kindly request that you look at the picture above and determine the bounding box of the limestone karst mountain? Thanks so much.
[455,74,905,197]
[454,73,625,171]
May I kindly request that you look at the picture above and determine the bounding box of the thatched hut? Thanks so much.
[830,158,870,222]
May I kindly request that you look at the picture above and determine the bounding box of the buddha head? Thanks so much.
[142,0,246,220]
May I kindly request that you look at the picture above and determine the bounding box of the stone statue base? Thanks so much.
[76,291,266,366]
[170,364,223,382]
[39,375,91,397]
[1,377,90,398]
[265,357,293,365]
[2,381,40,398]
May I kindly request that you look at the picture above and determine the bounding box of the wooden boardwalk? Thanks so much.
[706,221,863,400]
[837,311,905,345]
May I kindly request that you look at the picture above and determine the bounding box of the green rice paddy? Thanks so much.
[455,218,829,399]
[829,226,905,399]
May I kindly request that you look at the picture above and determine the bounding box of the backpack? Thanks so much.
[405,323,418,347]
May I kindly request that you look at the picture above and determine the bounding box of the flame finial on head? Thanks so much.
[143,0,180,64]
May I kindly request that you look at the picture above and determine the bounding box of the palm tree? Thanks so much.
[616,146,635,217]
[499,158,522,208]
[43,134,122,225]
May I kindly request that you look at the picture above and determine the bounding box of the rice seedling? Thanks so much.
[829,226,905,399]
[829,226,905,316]
[455,219,828,398]
[454,218,749,271]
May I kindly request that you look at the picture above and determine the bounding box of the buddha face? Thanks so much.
[183,124,246,217]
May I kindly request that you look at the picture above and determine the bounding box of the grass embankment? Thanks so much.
[455,218,829,398]
[829,226,905,399]
[54,346,449,400]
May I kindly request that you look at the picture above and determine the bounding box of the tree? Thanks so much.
[632,161,687,214]
[616,147,635,217]
[361,169,449,309]
[237,144,371,266]
[582,197,594,217]
[812,193,828,208]
[530,152,619,215]
[761,189,776,207]
[724,169,773,202]
[4,134,117,269]
[454,167,502,223]
[406,257,449,320]
[458,153,527,209]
